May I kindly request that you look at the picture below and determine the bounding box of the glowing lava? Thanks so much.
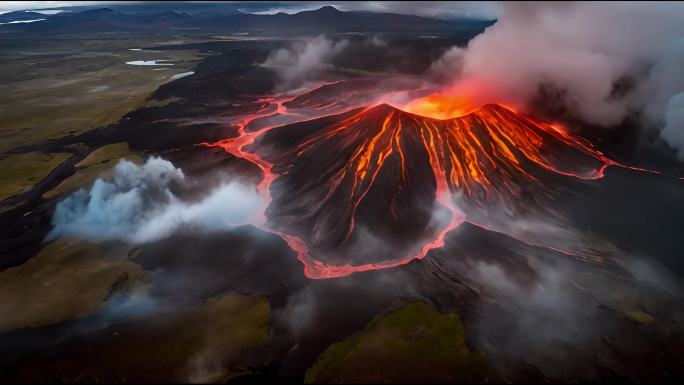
[403,92,480,119]
[204,80,659,279]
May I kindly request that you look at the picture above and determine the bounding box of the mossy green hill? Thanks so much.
[305,302,506,384]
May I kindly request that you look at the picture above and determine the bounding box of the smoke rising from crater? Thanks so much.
[432,2,684,157]
[48,157,263,243]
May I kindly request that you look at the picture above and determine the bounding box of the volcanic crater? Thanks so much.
[207,80,626,278]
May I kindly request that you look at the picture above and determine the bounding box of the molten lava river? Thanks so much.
[203,79,658,279]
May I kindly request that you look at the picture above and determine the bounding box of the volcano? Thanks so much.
[213,97,621,278]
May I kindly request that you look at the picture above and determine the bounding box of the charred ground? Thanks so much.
[1,14,684,385]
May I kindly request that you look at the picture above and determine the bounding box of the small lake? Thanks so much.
[125,60,175,66]
[170,71,194,80]
[0,19,46,26]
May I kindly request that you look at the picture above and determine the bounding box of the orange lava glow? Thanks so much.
[403,92,478,119]
[402,76,519,120]
[317,102,613,213]
[203,79,664,280]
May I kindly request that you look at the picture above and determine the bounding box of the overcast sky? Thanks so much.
[0,1,502,19]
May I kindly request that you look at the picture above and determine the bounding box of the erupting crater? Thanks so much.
[205,80,637,279]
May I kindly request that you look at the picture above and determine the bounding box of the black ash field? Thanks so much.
[1,2,684,384]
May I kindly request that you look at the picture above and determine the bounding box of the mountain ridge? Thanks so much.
[2,5,495,34]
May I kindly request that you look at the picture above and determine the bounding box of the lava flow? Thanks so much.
[205,80,658,279]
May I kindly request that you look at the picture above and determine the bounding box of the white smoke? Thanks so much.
[369,34,388,47]
[429,45,465,81]
[262,35,349,84]
[433,2,684,157]
[48,157,263,243]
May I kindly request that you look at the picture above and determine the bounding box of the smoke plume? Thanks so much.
[262,35,349,85]
[432,2,684,157]
[48,157,263,243]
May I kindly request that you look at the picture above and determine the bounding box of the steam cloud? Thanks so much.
[262,35,349,85]
[433,2,684,157]
[48,157,263,243]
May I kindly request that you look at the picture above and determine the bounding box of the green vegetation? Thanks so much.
[0,152,71,201]
[0,238,148,332]
[69,293,272,383]
[305,302,505,384]
[0,39,203,153]
[44,142,141,199]
[184,294,272,382]
[626,310,655,324]
[76,142,139,168]
[5,293,272,383]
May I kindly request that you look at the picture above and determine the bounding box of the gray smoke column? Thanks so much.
[432,2,684,157]
[48,157,263,243]
[262,35,349,85]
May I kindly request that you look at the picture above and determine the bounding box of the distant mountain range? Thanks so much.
[0,11,47,22]
[0,6,495,35]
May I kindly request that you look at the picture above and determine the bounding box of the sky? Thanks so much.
[0,1,502,19]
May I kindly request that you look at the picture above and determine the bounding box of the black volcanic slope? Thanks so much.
[253,103,612,266]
